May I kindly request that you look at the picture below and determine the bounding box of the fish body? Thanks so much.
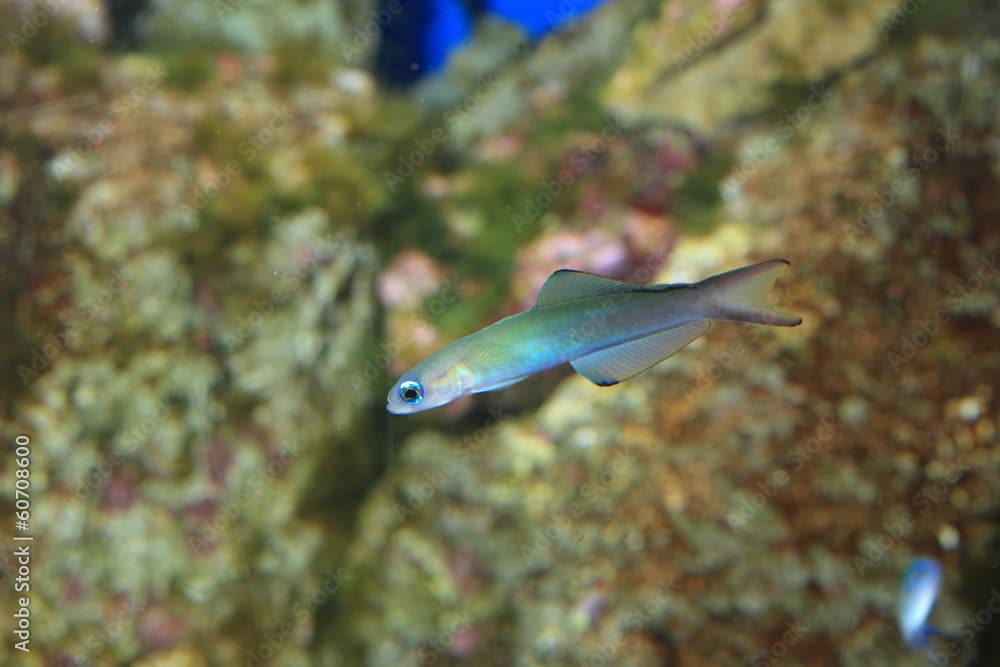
[387,259,801,414]
[898,557,944,650]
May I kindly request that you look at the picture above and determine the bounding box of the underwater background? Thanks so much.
[0,0,998,665]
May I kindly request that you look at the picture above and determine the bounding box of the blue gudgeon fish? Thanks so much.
[387,259,802,414]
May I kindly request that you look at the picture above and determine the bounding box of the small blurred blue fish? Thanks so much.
[898,557,946,650]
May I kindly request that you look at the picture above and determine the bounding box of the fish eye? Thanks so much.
[398,380,424,405]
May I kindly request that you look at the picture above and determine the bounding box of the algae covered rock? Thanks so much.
[0,39,386,665]
[144,0,376,61]
[1,0,998,665]
[339,4,1000,666]
[605,0,902,132]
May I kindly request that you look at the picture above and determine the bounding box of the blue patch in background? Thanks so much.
[374,0,610,86]
[488,0,609,39]
[423,0,475,73]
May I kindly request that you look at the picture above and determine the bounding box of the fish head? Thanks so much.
[387,358,474,415]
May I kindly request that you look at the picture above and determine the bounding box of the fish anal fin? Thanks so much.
[535,269,636,307]
[571,320,711,386]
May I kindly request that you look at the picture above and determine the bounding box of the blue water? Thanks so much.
[374,0,611,85]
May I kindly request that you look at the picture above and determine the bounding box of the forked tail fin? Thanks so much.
[697,259,802,326]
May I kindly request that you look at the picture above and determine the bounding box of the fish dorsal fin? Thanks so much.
[535,270,636,307]
[571,320,711,386]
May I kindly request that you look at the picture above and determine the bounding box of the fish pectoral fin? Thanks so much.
[571,320,711,386]
[470,376,528,394]
[535,269,636,307]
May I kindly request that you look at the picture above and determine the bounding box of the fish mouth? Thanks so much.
[387,402,420,415]
[386,394,413,415]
